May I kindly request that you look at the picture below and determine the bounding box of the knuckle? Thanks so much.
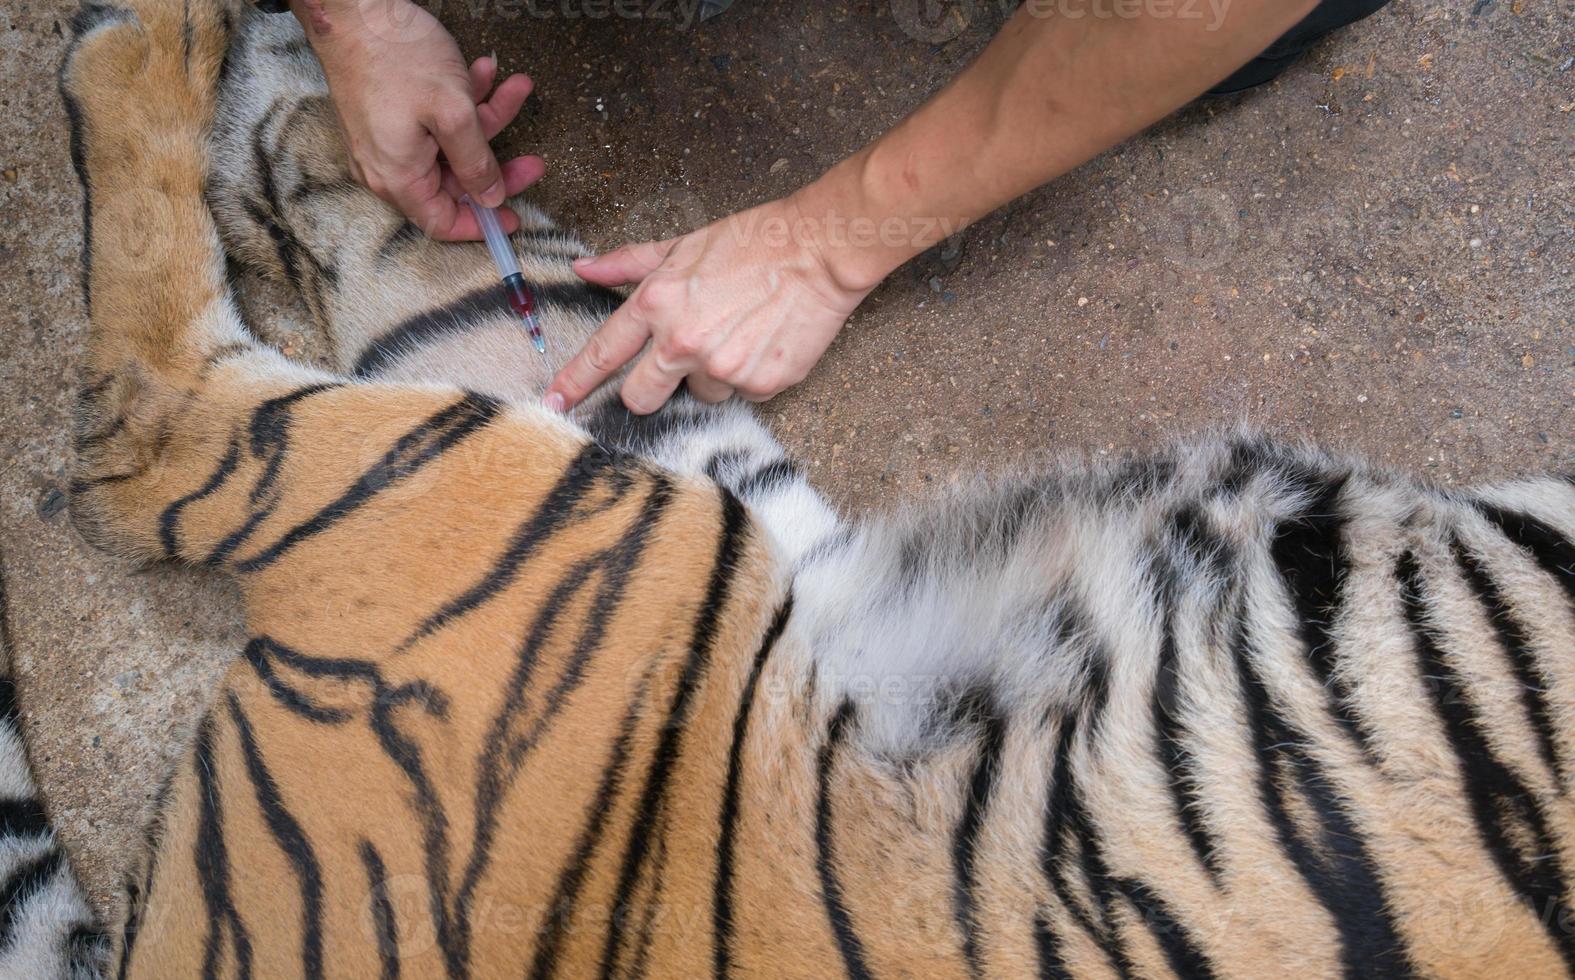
[663,328,706,360]
[633,276,683,314]
[431,97,474,134]
[581,334,620,375]
[705,349,750,386]
[747,369,791,398]
[453,154,493,184]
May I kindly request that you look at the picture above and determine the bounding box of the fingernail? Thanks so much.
[481,180,505,207]
[572,256,593,268]
[543,392,566,413]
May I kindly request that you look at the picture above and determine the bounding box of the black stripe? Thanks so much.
[243,638,353,724]
[359,841,400,980]
[352,282,623,378]
[207,382,342,566]
[1048,705,1142,979]
[815,699,874,980]
[1228,591,1415,978]
[1268,474,1382,763]
[225,638,461,976]
[712,597,793,979]
[1451,535,1565,789]
[1039,674,1129,977]
[226,693,324,979]
[624,820,671,980]
[287,175,358,204]
[599,490,750,978]
[1398,550,1575,972]
[735,458,802,497]
[400,442,630,650]
[581,391,705,458]
[0,848,64,947]
[235,392,502,573]
[115,870,149,980]
[74,411,126,451]
[527,671,652,980]
[160,437,242,559]
[0,798,50,839]
[951,688,1007,979]
[193,717,253,980]
[180,0,192,69]
[60,23,103,310]
[1151,550,1224,885]
[1032,915,1073,980]
[250,99,338,319]
[68,469,140,495]
[249,101,305,293]
[1478,504,1575,604]
[375,220,424,263]
[1110,877,1216,979]
[453,479,676,969]
[702,448,747,484]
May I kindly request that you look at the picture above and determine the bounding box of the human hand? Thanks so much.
[544,194,875,414]
[296,0,546,240]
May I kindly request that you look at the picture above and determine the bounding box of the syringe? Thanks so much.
[463,196,545,354]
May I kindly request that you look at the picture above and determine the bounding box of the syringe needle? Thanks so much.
[462,196,546,355]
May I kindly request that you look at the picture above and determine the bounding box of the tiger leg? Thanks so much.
[60,0,622,573]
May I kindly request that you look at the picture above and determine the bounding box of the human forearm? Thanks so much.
[797,0,1320,291]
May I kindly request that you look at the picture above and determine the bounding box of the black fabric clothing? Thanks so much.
[1208,0,1392,94]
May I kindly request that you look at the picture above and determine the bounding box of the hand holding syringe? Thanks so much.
[463,196,545,354]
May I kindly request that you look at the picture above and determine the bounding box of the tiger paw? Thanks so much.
[61,0,230,178]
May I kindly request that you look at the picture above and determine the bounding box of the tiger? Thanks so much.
[1,0,1572,975]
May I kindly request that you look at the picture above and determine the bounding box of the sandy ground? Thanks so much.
[0,0,1570,912]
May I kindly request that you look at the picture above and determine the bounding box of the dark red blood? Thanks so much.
[504,276,535,317]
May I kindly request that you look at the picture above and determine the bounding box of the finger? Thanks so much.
[476,74,533,140]
[686,374,733,404]
[467,55,497,103]
[544,308,653,411]
[388,164,470,240]
[433,156,545,239]
[439,154,544,204]
[738,389,774,403]
[571,240,676,287]
[619,349,687,416]
[429,99,506,207]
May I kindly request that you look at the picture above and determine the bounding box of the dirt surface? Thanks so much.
[0,0,1571,913]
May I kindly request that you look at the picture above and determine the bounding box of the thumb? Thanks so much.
[430,99,506,208]
[572,240,676,287]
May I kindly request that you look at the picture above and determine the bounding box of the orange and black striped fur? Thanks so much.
[4,0,1573,975]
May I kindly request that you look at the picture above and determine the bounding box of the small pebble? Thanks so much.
[1451,408,1464,419]
[1,168,15,183]
[37,488,67,519]
[1077,296,1089,307]
[1469,238,1483,248]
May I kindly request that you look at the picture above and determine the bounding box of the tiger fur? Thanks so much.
[2,0,1572,975]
